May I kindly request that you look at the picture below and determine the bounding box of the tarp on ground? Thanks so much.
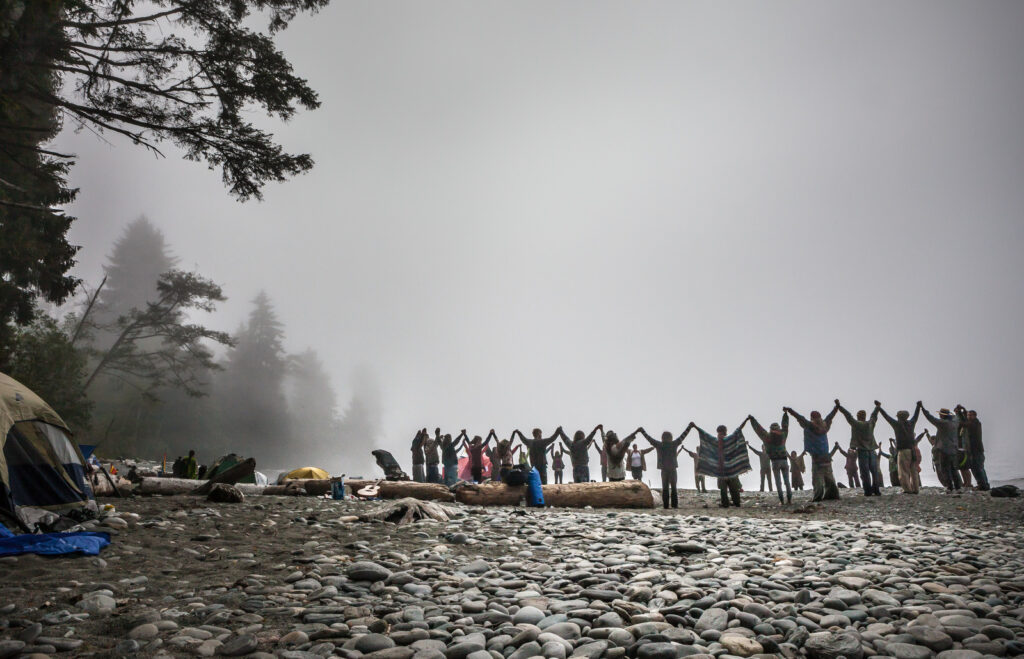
[283,467,329,480]
[457,455,492,481]
[0,522,110,557]
[1,372,97,532]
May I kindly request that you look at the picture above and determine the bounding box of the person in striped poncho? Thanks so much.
[693,420,752,508]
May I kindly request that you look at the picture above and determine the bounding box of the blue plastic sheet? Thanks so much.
[0,522,110,557]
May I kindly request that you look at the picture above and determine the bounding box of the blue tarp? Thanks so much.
[79,444,96,459]
[0,522,110,557]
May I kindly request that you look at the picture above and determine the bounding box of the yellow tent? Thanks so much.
[283,467,329,480]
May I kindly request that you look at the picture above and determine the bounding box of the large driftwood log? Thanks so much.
[192,458,256,495]
[136,477,263,496]
[455,480,654,508]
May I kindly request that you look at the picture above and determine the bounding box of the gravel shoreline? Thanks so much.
[1,486,1022,658]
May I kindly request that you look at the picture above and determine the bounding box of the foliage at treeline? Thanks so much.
[1,0,328,365]
[3,217,380,472]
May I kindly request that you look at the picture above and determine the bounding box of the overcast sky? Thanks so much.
[56,1,1024,485]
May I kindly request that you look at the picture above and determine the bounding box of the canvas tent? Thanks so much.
[0,372,97,532]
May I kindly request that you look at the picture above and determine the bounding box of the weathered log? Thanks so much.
[88,471,132,497]
[346,479,455,502]
[136,477,263,496]
[455,480,654,508]
[192,458,256,495]
[261,478,455,502]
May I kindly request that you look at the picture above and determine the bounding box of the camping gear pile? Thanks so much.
[0,372,98,532]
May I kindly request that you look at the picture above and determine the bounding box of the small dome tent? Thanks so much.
[0,372,97,531]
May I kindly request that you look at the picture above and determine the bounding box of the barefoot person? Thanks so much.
[638,427,691,509]
[785,405,840,501]
[692,420,751,508]
[748,412,792,504]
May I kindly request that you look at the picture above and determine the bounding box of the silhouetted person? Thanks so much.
[748,412,791,504]
[834,400,881,496]
[514,427,560,484]
[466,434,491,483]
[789,450,806,490]
[372,449,409,481]
[958,407,989,490]
[921,404,963,492]
[558,425,602,483]
[441,431,464,486]
[679,445,706,492]
[410,429,426,483]
[602,429,638,482]
[692,421,750,508]
[877,402,922,493]
[423,428,442,483]
[638,426,690,509]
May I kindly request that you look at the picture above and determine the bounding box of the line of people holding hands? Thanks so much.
[409,400,988,509]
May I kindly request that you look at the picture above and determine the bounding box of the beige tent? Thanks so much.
[1,372,96,531]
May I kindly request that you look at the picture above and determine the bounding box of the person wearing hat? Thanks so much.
[921,404,963,492]
[877,402,922,493]
[747,411,792,504]
[957,406,990,491]
[785,404,841,501]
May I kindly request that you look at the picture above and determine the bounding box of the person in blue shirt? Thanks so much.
[784,404,840,501]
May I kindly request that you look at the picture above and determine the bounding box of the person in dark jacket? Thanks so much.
[834,401,881,495]
[785,405,840,501]
[921,405,963,492]
[466,434,491,483]
[558,425,602,483]
[957,406,989,490]
[638,426,691,509]
[410,429,426,483]
[441,431,465,486]
[513,427,560,484]
[422,428,442,483]
[748,412,791,504]
[877,402,921,493]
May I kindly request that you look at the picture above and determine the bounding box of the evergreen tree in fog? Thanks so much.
[216,292,291,466]
[286,349,340,460]
[336,365,382,477]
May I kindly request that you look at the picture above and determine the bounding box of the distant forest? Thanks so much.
[4,217,379,475]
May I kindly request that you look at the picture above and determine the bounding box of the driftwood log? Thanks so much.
[346,479,455,502]
[455,480,654,508]
[192,458,256,495]
[135,477,263,496]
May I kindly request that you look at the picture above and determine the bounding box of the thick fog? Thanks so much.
[56,1,1024,484]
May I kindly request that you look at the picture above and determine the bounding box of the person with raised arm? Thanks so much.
[513,427,561,484]
[876,401,922,493]
[833,400,881,496]
[441,431,465,486]
[638,425,692,509]
[920,404,963,492]
[958,406,989,491]
[558,425,602,483]
[492,431,520,483]
[679,445,706,492]
[410,429,426,483]
[747,444,773,493]
[549,444,566,484]
[692,420,751,508]
[784,404,840,501]
[789,450,806,490]
[421,428,442,484]
[831,442,860,489]
[628,444,655,481]
[748,411,791,504]
[602,428,639,482]
[466,433,491,483]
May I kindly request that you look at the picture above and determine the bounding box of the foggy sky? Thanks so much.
[56,1,1024,485]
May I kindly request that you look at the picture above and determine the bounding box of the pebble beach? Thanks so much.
[2,486,1023,658]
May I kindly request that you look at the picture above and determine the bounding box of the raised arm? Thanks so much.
[784,407,809,428]
[910,402,922,426]
[673,423,693,445]
[824,404,839,429]
[749,445,764,457]
[747,415,768,441]
[836,400,854,425]
[920,404,940,426]
[638,427,658,447]
[487,429,497,441]
[681,446,697,458]
[586,424,602,442]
